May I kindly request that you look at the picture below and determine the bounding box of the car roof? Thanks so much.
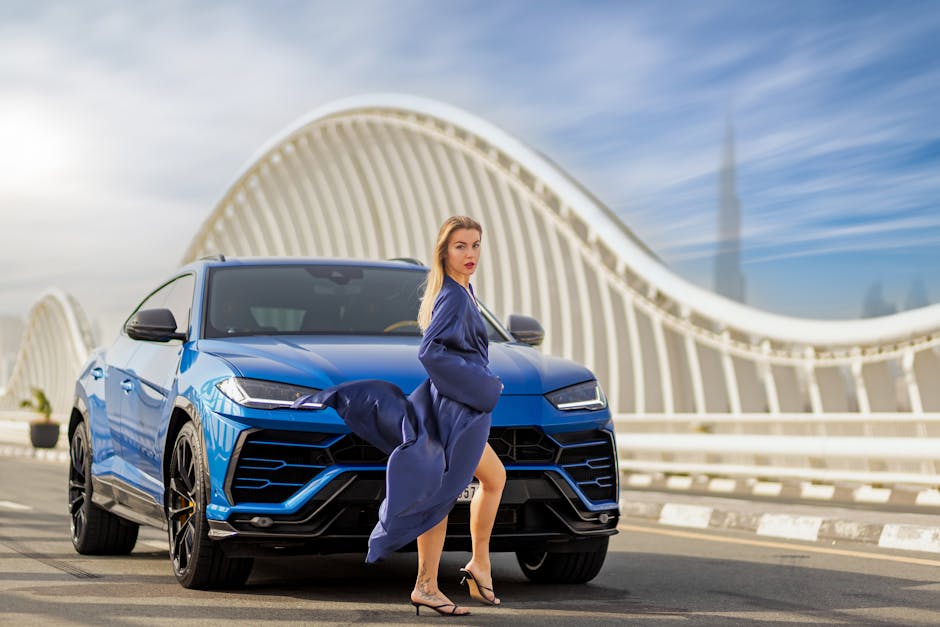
[179,256,429,273]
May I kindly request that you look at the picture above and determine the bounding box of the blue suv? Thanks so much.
[69,257,620,589]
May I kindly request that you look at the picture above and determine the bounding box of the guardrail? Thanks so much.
[613,413,940,487]
[0,410,70,423]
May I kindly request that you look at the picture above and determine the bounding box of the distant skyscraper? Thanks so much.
[714,117,746,303]
[862,281,897,318]
[905,277,929,311]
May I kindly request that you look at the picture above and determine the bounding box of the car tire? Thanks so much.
[69,423,139,555]
[167,421,253,589]
[515,538,609,584]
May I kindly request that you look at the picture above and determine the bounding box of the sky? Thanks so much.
[2,0,940,340]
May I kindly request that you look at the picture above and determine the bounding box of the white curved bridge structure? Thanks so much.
[0,290,97,415]
[6,94,940,490]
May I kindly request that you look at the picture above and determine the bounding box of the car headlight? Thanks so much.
[545,380,607,411]
[216,377,324,410]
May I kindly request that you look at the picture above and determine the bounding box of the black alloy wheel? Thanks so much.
[68,427,89,540]
[168,428,198,576]
[167,422,252,589]
[69,423,138,554]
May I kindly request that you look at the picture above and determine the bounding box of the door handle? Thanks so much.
[121,379,134,393]
[91,367,104,380]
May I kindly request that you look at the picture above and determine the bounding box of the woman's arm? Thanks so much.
[419,289,502,412]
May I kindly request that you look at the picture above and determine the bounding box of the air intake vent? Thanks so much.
[554,430,617,502]
[230,430,389,504]
[230,430,337,504]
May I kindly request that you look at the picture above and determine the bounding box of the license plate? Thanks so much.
[457,482,479,503]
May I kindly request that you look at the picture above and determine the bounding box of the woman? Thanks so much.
[311,216,505,617]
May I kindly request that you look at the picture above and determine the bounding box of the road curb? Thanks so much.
[0,443,69,464]
[619,495,940,555]
[623,472,940,508]
[5,439,939,555]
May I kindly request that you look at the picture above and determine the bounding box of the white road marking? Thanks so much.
[753,481,783,496]
[659,503,713,529]
[0,500,32,511]
[800,483,835,500]
[665,475,693,490]
[853,486,891,504]
[619,522,940,567]
[915,490,940,506]
[878,524,940,554]
[707,478,737,493]
[757,514,823,541]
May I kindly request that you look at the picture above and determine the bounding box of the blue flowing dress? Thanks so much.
[311,274,502,563]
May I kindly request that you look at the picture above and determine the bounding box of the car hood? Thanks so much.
[196,336,594,395]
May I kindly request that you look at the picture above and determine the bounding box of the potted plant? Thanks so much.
[20,387,60,449]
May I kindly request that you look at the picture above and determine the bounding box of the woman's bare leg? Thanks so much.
[411,515,469,614]
[464,443,506,604]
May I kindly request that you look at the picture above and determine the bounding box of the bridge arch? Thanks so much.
[3,94,938,483]
[183,94,940,424]
[0,289,96,415]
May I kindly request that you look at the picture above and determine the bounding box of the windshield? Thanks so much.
[204,264,508,341]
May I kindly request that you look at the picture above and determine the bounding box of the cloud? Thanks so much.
[2,0,940,331]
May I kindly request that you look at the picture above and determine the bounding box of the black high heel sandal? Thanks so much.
[411,600,469,617]
[458,568,500,606]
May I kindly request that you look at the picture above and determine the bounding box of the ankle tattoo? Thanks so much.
[416,563,435,596]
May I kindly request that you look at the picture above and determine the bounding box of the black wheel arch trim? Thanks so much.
[165,395,211,515]
[69,397,89,443]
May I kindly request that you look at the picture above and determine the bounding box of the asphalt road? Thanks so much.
[2,456,939,626]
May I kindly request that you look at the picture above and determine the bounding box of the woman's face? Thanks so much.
[444,228,481,284]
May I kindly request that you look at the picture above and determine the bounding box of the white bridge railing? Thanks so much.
[613,413,940,487]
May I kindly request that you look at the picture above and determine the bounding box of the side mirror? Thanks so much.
[126,308,186,342]
[507,314,544,347]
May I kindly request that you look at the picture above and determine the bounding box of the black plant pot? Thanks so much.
[30,422,61,449]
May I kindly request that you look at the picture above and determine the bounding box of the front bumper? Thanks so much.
[202,421,620,557]
[209,468,619,557]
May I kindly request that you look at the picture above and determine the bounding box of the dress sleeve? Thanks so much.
[419,288,502,412]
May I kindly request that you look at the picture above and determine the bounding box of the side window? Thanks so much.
[128,283,175,329]
[163,275,195,335]
[125,274,195,336]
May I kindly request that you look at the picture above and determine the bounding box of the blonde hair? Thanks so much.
[418,215,483,331]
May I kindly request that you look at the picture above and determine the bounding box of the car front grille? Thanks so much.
[330,433,388,464]
[488,427,556,463]
[228,427,617,505]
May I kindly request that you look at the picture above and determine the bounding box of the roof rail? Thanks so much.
[200,254,226,262]
[388,257,424,266]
